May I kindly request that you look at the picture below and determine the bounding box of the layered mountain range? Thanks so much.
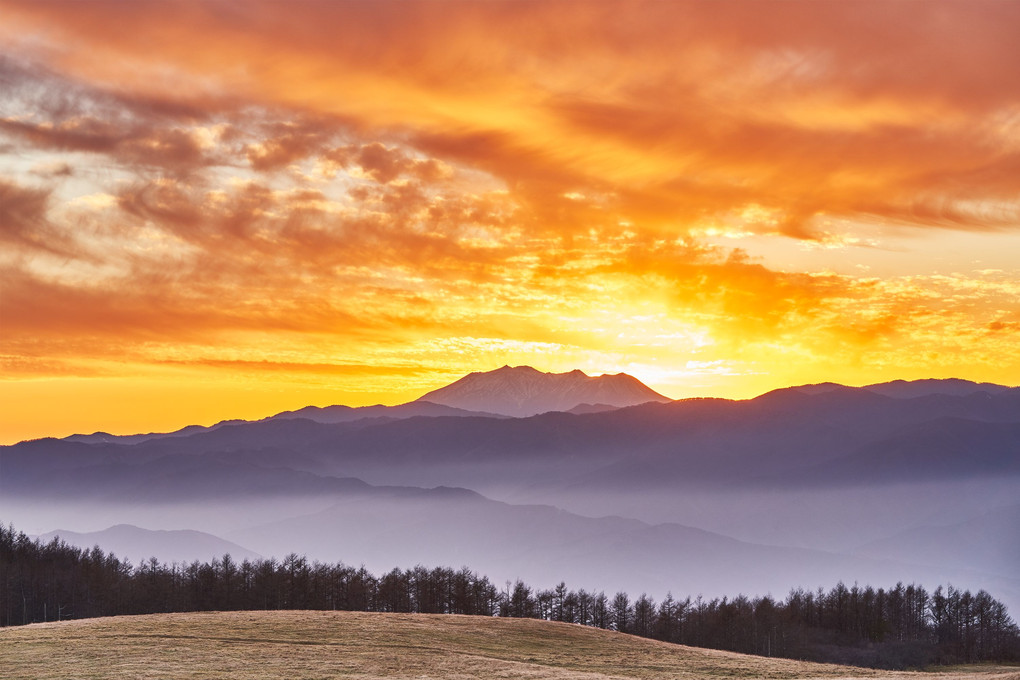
[2,367,1017,613]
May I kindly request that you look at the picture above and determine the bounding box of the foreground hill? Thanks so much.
[3,611,1018,680]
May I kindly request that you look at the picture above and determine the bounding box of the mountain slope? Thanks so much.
[796,418,1020,485]
[266,400,504,424]
[864,378,1012,399]
[62,401,502,445]
[226,484,1019,607]
[853,505,1020,580]
[36,524,262,564]
[415,365,672,416]
[7,384,1019,497]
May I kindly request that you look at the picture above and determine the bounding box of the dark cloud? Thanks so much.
[0,116,216,177]
[244,121,337,171]
[0,179,76,257]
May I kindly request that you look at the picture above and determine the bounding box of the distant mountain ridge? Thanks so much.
[63,400,503,445]
[57,374,1012,445]
[4,374,1018,615]
[36,524,262,565]
[787,378,1012,399]
[414,365,673,417]
[267,400,506,424]
[17,379,1016,496]
[863,378,1012,399]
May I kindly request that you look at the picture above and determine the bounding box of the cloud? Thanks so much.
[0,179,76,257]
[157,358,435,379]
[4,1,1020,239]
[0,111,215,180]
[243,120,336,172]
[1,0,1018,410]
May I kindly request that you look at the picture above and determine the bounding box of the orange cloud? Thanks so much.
[5,1,1020,237]
[1,0,1018,442]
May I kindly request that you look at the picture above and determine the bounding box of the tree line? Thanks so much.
[2,523,1017,669]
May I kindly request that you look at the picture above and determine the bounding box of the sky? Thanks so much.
[2,0,1019,443]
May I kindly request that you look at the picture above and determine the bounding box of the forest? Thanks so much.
[2,523,1017,669]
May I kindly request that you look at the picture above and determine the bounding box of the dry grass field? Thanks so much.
[2,611,1018,680]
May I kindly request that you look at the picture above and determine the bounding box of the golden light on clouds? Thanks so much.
[1,0,1019,442]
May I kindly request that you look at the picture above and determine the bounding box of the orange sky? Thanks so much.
[2,0,1019,443]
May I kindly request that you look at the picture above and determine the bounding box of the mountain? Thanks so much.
[566,403,620,415]
[266,400,504,424]
[6,383,1019,502]
[796,417,1020,485]
[864,378,1012,399]
[226,483,1017,605]
[36,524,262,565]
[414,365,672,417]
[63,420,245,445]
[3,376,1018,613]
[853,505,1020,580]
[784,382,846,395]
[62,402,501,445]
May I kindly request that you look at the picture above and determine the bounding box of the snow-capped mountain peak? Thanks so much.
[414,365,672,417]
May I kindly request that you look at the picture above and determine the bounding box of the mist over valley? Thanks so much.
[4,367,1018,615]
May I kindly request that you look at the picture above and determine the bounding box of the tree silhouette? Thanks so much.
[1,522,1017,669]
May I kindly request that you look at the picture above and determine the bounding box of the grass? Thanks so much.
[2,611,1019,680]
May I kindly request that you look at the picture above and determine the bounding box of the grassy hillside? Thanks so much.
[2,611,1018,680]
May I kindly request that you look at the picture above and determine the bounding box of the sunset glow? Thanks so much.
[2,0,1019,443]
